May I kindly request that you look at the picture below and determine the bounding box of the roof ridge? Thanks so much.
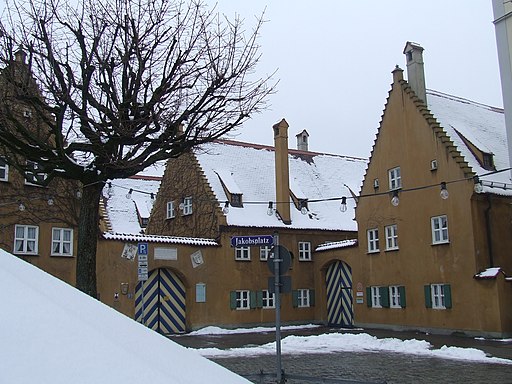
[211,138,367,161]
[426,89,504,113]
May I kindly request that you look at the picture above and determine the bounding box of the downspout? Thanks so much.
[484,194,494,268]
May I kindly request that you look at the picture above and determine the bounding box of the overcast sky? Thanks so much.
[211,1,503,158]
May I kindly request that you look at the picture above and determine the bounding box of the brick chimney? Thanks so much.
[273,118,291,225]
[403,42,427,104]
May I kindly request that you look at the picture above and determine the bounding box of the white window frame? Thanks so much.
[367,228,379,253]
[259,245,272,261]
[371,286,382,308]
[297,289,310,308]
[389,286,401,308]
[0,157,8,182]
[431,284,446,309]
[166,201,175,219]
[262,289,275,309]
[431,215,449,244]
[385,224,398,251]
[25,160,47,186]
[235,290,250,310]
[14,224,39,255]
[182,196,193,215]
[388,166,401,190]
[51,228,73,257]
[298,241,312,261]
[235,246,250,261]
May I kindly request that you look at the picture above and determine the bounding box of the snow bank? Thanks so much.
[0,249,250,384]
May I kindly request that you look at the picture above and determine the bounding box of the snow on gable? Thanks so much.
[194,140,367,231]
[426,90,512,195]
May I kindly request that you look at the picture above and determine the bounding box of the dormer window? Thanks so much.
[482,152,494,171]
[231,193,243,208]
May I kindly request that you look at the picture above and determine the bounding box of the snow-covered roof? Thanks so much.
[473,267,505,279]
[315,239,358,252]
[426,90,512,196]
[103,232,218,246]
[102,176,161,234]
[0,248,249,384]
[194,140,367,231]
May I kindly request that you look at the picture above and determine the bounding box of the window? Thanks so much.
[259,245,272,261]
[389,286,406,308]
[293,289,315,308]
[388,166,401,190]
[385,224,398,250]
[0,157,8,181]
[431,215,449,244]
[367,228,379,253]
[262,290,275,308]
[25,161,47,186]
[298,241,312,261]
[182,197,193,215]
[369,286,382,308]
[235,246,250,261]
[166,201,175,219]
[51,228,73,256]
[232,290,250,310]
[425,284,452,309]
[14,225,39,255]
[196,283,206,303]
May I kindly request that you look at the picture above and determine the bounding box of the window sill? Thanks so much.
[384,248,399,252]
[235,258,251,262]
[50,254,74,258]
[298,258,312,262]
[367,251,380,255]
[431,241,450,246]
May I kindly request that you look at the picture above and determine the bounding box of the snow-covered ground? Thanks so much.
[190,326,512,365]
[0,249,250,384]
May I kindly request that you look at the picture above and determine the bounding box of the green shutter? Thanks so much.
[424,285,432,308]
[250,291,257,309]
[292,290,299,308]
[229,291,237,310]
[399,286,406,308]
[380,286,390,308]
[444,284,452,309]
[309,289,315,307]
[366,287,372,307]
[256,291,263,308]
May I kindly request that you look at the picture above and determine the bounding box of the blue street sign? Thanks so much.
[138,242,148,255]
[230,235,274,248]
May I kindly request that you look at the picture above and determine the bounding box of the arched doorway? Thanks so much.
[325,260,353,327]
[135,268,186,334]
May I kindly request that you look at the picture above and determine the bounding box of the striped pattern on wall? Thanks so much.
[135,268,186,334]
[326,260,353,327]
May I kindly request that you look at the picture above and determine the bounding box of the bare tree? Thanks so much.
[0,0,275,297]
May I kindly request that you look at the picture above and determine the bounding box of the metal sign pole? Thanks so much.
[273,232,283,383]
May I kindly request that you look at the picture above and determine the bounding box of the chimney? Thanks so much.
[403,42,427,104]
[15,49,27,64]
[296,129,309,151]
[273,118,291,225]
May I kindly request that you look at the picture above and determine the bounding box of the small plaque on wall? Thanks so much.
[154,247,178,260]
[191,250,204,268]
